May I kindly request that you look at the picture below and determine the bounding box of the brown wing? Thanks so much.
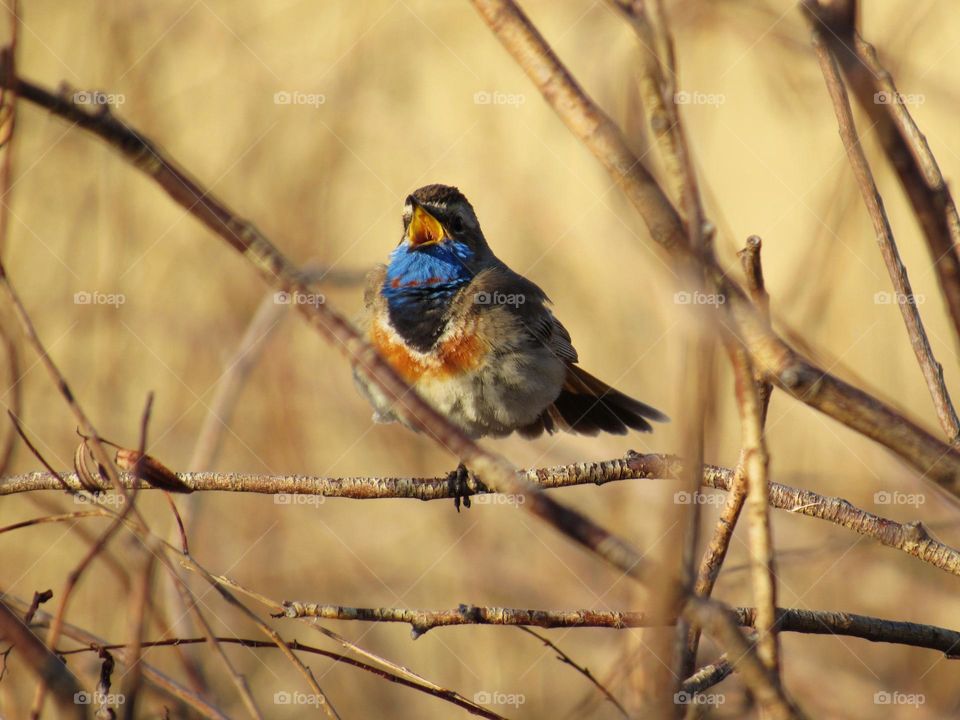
[544,365,669,436]
[468,265,667,437]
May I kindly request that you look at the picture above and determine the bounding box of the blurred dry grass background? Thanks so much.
[1,0,959,717]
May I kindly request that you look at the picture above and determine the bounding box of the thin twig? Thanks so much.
[120,546,155,720]
[0,323,20,475]
[52,637,508,720]
[738,235,773,425]
[812,30,960,444]
[7,595,229,719]
[204,570,499,714]
[175,553,341,720]
[518,627,630,720]
[685,236,776,677]
[684,597,800,719]
[0,599,83,720]
[803,0,960,351]
[727,341,780,673]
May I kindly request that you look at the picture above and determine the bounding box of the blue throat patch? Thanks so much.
[382,240,474,352]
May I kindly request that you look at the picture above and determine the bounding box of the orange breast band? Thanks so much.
[370,319,487,384]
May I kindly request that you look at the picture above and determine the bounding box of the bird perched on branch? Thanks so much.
[354,184,667,508]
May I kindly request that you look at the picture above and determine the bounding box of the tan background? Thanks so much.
[2,1,959,717]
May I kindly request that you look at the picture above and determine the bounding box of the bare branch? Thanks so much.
[52,636,509,720]
[812,30,960,444]
[517,627,629,720]
[686,236,778,677]
[728,341,780,672]
[7,595,231,720]
[680,656,734,695]
[803,0,960,350]
[277,601,960,656]
[6,451,960,577]
[0,599,84,720]
[464,0,960,490]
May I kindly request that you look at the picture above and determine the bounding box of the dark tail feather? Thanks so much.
[543,365,668,436]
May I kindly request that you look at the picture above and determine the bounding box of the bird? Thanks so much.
[353,184,668,508]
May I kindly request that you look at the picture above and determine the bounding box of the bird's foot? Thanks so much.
[446,463,487,512]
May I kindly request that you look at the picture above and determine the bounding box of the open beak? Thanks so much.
[406,201,446,248]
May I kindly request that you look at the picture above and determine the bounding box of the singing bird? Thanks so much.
[354,184,667,507]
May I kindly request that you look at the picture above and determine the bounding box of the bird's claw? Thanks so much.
[446,463,487,512]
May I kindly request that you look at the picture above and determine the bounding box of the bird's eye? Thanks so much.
[449,216,464,233]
